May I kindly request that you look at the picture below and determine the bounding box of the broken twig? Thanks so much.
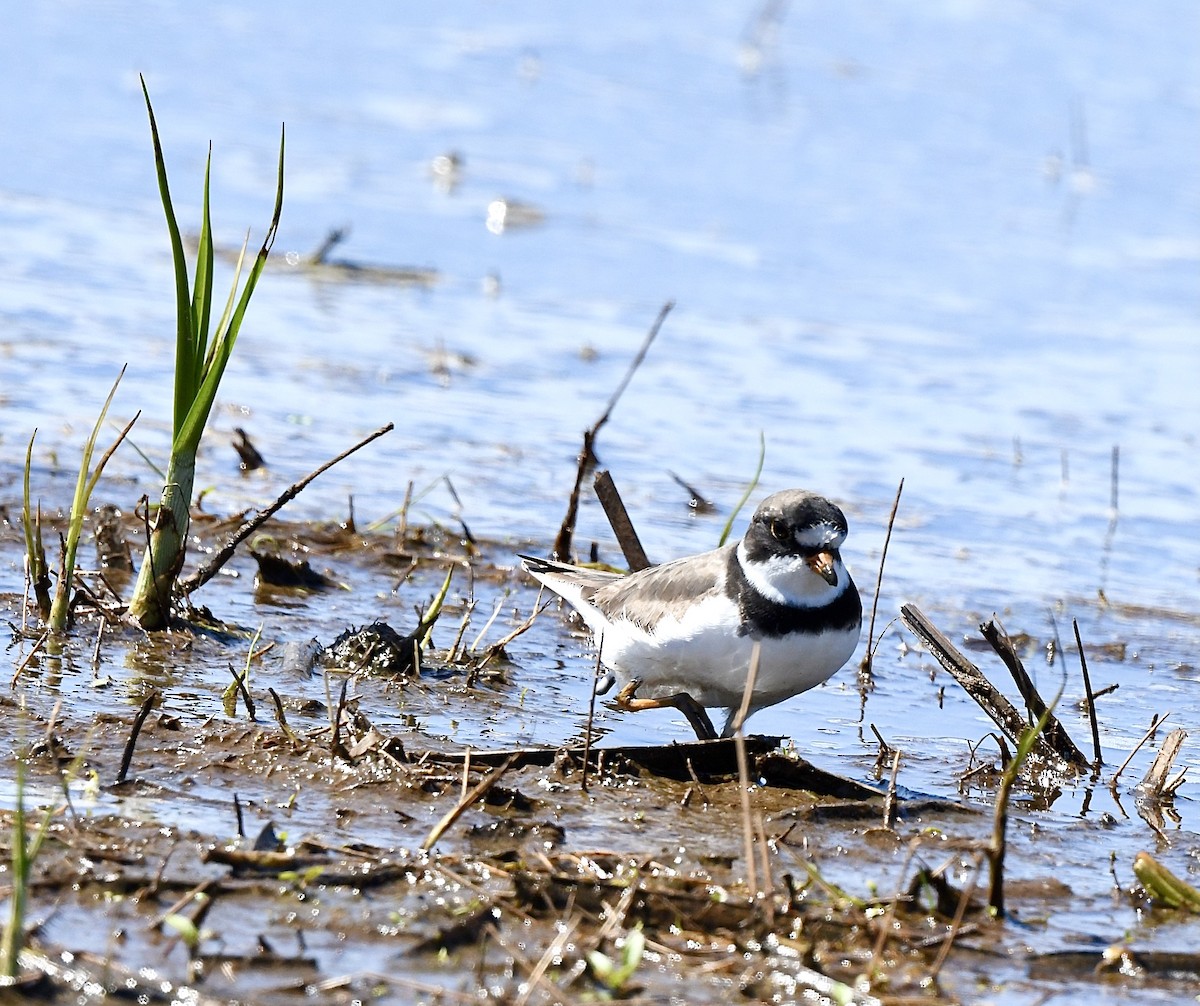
[179,422,394,597]
[117,690,160,784]
[593,470,651,571]
[552,302,671,559]
[860,477,904,680]
[1072,618,1103,770]
[979,619,1088,770]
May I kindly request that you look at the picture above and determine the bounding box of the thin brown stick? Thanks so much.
[882,749,901,829]
[593,470,651,571]
[928,850,984,982]
[582,639,603,793]
[330,677,351,761]
[11,629,50,686]
[732,641,762,898]
[552,301,671,560]
[422,755,519,850]
[227,664,256,721]
[90,617,106,668]
[178,422,394,596]
[868,834,929,970]
[117,690,160,784]
[1139,728,1187,799]
[1110,713,1169,789]
[267,687,296,742]
[472,598,552,674]
[860,477,904,679]
[1072,618,1103,770]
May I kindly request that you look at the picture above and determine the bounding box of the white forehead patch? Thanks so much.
[794,522,846,551]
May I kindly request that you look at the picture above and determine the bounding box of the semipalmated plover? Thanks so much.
[522,489,862,739]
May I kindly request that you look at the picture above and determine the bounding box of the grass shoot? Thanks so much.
[127,76,284,629]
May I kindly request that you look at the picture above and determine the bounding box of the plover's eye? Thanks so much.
[769,518,789,542]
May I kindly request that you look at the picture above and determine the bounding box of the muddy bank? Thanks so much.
[3,508,1199,1004]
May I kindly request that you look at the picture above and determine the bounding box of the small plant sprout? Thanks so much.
[127,77,284,629]
[586,923,646,996]
[21,367,138,633]
[21,431,51,622]
[1,758,58,978]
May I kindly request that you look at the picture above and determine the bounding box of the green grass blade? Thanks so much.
[49,367,128,630]
[190,149,215,395]
[174,126,284,455]
[21,431,45,586]
[140,75,196,441]
[206,231,250,372]
[719,431,765,547]
[1,760,28,977]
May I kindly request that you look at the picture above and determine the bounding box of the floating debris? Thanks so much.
[486,197,544,234]
[231,426,266,472]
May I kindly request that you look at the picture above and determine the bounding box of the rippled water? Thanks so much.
[2,2,1199,996]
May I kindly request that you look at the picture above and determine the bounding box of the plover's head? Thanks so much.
[742,490,849,587]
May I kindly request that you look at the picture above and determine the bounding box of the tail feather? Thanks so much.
[520,553,623,622]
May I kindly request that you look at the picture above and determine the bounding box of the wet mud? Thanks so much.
[2,509,1199,1005]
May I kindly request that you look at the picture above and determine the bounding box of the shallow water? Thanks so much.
[2,2,1199,1001]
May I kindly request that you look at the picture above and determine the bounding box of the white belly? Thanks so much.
[591,594,859,714]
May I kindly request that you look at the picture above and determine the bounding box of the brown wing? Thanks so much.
[587,545,733,630]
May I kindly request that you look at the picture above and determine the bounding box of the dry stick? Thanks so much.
[513,920,580,1006]
[422,755,519,851]
[882,749,901,829]
[1110,713,1169,790]
[900,605,1059,765]
[593,470,651,571]
[11,629,49,686]
[1110,444,1120,511]
[267,687,296,743]
[731,641,763,899]
[860,477,904,680]
[979,619,1088,769]
[227,664,256,721]
[552,301,672,560]
[90,617,106,671]
[472,598,552,674]
[868,834,929,972]
[1072,618,1103,770]
[582,640,603,793]
[928,850,985,983]
[1139,728,1188,799]
[117,690,160,784]
[178,421,394,597]
[330,678,351,762]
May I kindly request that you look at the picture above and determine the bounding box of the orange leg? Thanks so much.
[613,679,718,741]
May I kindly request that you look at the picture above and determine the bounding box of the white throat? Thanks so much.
[736,541,845,606]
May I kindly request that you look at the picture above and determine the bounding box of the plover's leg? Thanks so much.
[613,679,718,741]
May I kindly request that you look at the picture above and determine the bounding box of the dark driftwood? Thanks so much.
[979,619,1089,770]
[421,738,884,800]
[593,470,651,571]
[899,605,1083,772]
